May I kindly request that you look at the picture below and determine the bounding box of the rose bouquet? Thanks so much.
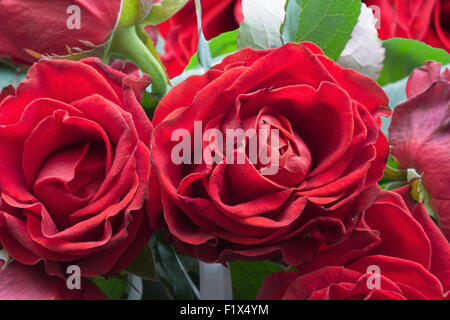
[0,0,448,303]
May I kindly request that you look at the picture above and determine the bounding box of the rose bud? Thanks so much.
[389,61,450,240]
[258,188,450,300]
[363,0,450,52]
[150,43,391,265]
[0,58,158,284]
[0,0,168,95]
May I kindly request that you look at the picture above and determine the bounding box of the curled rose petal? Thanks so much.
[389,62,450,240]
[258,189,450,300]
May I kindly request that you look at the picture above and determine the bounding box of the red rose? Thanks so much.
[150,43,390,265]
[258,188,450,300]
[389,62,450,240]
[0,0,156,65]
[0,58,156,279]
[158,0,243,78]
[363,0,450,51]
[0,0,122,64]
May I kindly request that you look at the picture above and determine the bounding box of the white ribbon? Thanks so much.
[199,262,233,300]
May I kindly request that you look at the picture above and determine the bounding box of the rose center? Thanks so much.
[32,142,106,229]
[240,110,312,187]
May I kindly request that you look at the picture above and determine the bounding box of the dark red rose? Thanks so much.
[363,0,450,52]
[258,188,450,300]
[150,43,390,265]
[0,58,156,279]
[158,0,243,78]
[389,62,450,240]
[0,258,106,300]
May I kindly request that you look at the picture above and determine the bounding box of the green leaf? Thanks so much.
[92,276,128,300]
[230,260,285,300]
[281,0,301,44]
[237,0,286,50]
[0,62,25,90]
[186,30,239,70]
[141,279,170,300]
[209,29,239,58]
[378,38,450,86]
[125,243,157,281]
[151,233,200,300]
[283,0,361,60]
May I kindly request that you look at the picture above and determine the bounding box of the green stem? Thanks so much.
[109,26,168,96]
[383,165,407,181]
